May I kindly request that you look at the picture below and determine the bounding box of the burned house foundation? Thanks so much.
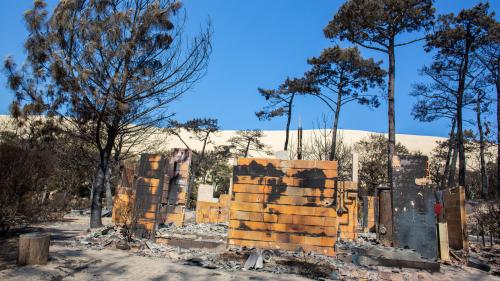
[111,152,475,273]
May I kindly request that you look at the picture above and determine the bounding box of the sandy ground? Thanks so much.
[0,216,308,281]
[0,215,498,281]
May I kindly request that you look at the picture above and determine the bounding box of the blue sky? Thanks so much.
[0,1,498,137]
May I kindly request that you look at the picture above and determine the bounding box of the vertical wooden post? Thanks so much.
[18,232,50,265]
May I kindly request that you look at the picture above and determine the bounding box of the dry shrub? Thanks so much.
[113,187,140,241]
[0,141,55,232]
[470,201,500,246]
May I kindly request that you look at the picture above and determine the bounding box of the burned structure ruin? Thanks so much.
[112,151,469,266]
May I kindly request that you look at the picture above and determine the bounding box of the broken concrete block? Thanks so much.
[467,257,491,272]
[354,245,440,272]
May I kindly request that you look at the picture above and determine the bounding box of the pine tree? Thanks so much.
[4,0,211,227]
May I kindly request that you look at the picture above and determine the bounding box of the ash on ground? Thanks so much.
[73,222,499,281]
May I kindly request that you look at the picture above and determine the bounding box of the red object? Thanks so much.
[434,203,443,216]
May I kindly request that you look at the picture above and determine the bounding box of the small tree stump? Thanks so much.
[18,232,50,265]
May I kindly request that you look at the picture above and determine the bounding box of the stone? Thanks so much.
[116,240,130,250]
[467,257,491,272]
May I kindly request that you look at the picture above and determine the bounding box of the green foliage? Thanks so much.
[257,77,315,151]
[228,130,271,158]
[324,0,435,52]
[306,45,385,108]
[413,2,497,123]
[256,78,312,121]
[355,134,411,195]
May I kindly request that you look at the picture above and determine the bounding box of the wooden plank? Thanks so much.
[288,159,337,170]
[230,202,337,217]
[234,193,334,207]
[236,158,337,171]
[228,239,335,256]
[135,177,161,187]
[234,176,336,188]
[232,184,337,197]
[165,213,184,226]
[229,211,336,226]
[438,222,451,262]
[234,165,337,179]
[229,220,337,236]
[165,205,184,213]
[228,229,336,247]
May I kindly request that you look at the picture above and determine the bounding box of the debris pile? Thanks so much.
[156,222,228,240]
[448,242,500,274]
[66,219,499,280]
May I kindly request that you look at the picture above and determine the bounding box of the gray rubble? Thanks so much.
[71,222,499,280]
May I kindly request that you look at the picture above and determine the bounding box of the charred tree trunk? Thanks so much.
[329,89,342,161]
[387,42,396,189]
[448,138,458,188]
[457,95,466,188]
[477,95,489,198]
[90,155,108,228]
[284,94,295,151]
[90,119,119,228]
[104,164,113,210]
[497,61,500,198]
[441,119,456,190]
[244,140,251,158]
[457,40,471,187]
[387,41,396,242]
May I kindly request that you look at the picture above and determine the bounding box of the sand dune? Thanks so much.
[0,115,445,157]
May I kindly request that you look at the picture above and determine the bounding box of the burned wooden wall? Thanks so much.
[133,154,166,239]
[443,186,468,250]
[112,161,137,225]
[362,196,376,233]
[228,158,357,256]
[161,149,191,226]
[112,149,192,238]
[392,155,437,260]
[196,194,231,224]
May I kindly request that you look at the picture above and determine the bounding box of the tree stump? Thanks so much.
[18,232,50,265]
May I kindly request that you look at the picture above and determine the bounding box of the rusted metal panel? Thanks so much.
[392,155,437,260]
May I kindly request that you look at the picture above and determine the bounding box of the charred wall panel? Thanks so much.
[228,158,358,256]
[161,148,191,226]
[133,154,166,239]
[392,155,437,260]
[443,186,468,250]
[196,194,231,224]
[362,196,376,232]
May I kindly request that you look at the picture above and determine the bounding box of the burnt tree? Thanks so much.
[424,3,496,187]
[4,0,211,227]
[306,46,385,161]
[324,0,434,191]
[256,77,312,151]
